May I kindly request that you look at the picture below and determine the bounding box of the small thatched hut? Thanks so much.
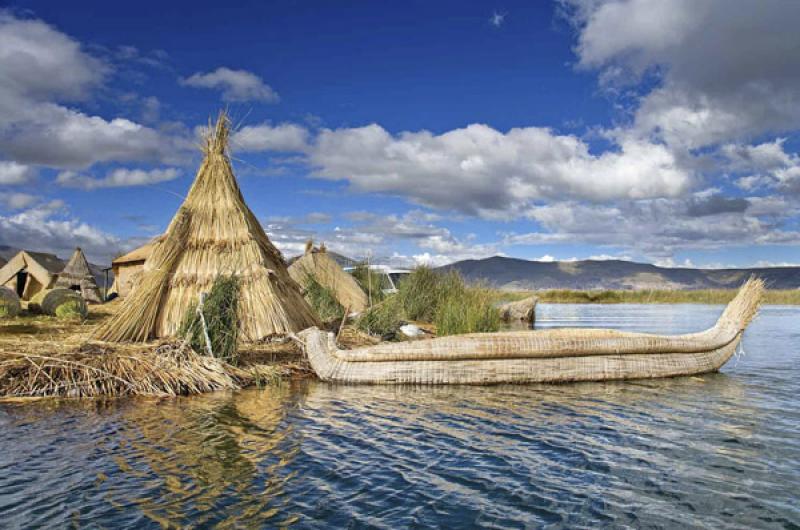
[55,247,102,303]
[110,239,159,297]
[96,111,320,342]
[289,241,368,313]
[0,250,64,300]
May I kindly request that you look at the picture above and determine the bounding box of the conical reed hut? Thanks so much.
[96,112,320,343]
[288,241,368,313]
[55,247,102,303]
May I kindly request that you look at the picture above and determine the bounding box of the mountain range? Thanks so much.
[442,256,800,290]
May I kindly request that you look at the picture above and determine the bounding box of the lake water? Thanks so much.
[1,304,799,528]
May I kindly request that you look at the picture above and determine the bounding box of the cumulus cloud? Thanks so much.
[505,194,800,259]
[232,122,310,152]
[181,67,279,103]
[0,200,123,262]
[0,192,37,210]
[0,12,191,170]
[0,160,35,184]
[56,167,182,189]
[564,0,800,148]
[309,123,690,217]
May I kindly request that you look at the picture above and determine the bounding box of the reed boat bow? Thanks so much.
[298,278,764,385]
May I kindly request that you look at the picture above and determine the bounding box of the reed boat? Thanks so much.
[298,278,763,385]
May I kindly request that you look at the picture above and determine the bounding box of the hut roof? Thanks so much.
[96,111,320,342]
[55,248,103,302]
[289,243,368,312]
[0,250,63,298]
[23,251,65,274]
[112,238,162,266]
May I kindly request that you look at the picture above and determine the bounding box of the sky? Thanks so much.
[1,0,800,269]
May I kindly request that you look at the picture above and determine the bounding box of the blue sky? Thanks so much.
[1,0,800,269]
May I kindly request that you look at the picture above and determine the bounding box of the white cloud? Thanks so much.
[0,160,35,184]
[181,67,279,103]
[0,11,107,102]
[0,192,37,210]
[564,0,800,148]
[489,11,507,28]
[56,167,181,189]
[0,12,191,170]
[504,195,800,259]
[309,123,690,217]
[232,122,310,152]
[0,200,123,262]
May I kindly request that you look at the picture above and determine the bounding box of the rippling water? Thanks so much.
[1,304,799,528]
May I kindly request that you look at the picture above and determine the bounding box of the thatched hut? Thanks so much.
[110,239,159,297]
[289,241,368,313]
[0,250,64,300]
[55,247,102,303]
[96,112,320,343]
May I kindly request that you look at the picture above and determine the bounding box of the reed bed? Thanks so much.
[357,267,500,337]
[495,287,800,305]
[0,301,305,400]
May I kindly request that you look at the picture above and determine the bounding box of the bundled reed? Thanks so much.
[0,286,21,318]
[95,209,191,341]
[0,341,247,398]
[95,111,319,343]
[54,247,102,303]
[288,242,368,313]
[299,277,764,385]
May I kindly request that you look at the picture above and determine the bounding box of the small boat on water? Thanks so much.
[298,278,763,385]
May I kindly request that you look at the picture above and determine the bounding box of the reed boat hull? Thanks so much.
[300,328,742,385]
[297,278,762,385]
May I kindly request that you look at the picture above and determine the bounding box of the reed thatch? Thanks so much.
[497,296,537,323]
[0,250,63,300]
[298,277,764,385]
[288,241,368,313]
[54,247,102,303]
[95,112,319,343]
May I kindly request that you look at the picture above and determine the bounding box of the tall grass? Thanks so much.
[356,296,403,337]
[494,288,800,305]
[180,276,240,365]
[357,267,500,337]
[435,284,500,336]
[350,262,387,304]
[302,273,344,321]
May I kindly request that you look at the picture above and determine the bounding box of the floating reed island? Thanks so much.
[0,111,766,397]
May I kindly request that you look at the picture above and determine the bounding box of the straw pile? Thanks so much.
[95,111,319,343]
[0,341,248,398]
[0,286,20,318]
[497,296,537,323]
[299,277,764,385]
[289,242,368,313]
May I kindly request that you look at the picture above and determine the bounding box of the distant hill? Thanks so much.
[442,256,800,290]
[0,245,111,287]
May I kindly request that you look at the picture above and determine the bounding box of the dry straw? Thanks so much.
[54,247,102,303]
[288,241,368,313]
[299,277,764,384]
[95,111,319,343]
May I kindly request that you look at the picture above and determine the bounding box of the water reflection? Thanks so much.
[0,304,798,528]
